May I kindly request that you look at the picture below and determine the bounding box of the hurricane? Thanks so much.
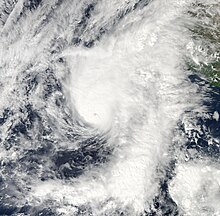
[0,0,219,215]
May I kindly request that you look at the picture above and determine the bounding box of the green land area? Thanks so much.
[188,3,220,87]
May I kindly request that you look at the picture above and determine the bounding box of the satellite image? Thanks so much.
[0,0,219,215]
